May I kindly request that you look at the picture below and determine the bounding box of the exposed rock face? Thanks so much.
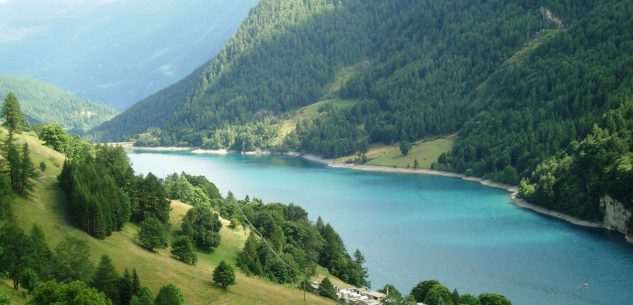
[601,195,632,242]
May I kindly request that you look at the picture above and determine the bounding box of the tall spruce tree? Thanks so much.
[1,92,27,133]
[30,224,53,281]
[4,133,22,194]
[92,255,120,305]
[119,269,133,305]
[18,143,37,196]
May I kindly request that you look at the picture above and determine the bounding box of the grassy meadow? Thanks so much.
[1,131,336,305]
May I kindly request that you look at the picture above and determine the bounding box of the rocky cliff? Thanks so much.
[601,195,633,243]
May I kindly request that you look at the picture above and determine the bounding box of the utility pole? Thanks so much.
[303,267,307,303]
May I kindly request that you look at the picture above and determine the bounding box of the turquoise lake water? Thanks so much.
[128,151,633,305]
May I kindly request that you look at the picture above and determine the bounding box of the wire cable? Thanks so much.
[234,200,345,304]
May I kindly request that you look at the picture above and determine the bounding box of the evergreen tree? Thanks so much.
[130,287,155,305]
[30,224,53,280]
[2,92,27,133]
[452,289,460,305]
[118,269,133,305]
[171,237,197,265]
[4,133,22,194]
[400,140,411,156]
[131,269,141,296]
[137,217,168,251]
[129,173,170,223]
[212,261,236,289]
[318,277,336,300]
[18,143,37,196]
[155,284,185,305]
[92,255,120,305]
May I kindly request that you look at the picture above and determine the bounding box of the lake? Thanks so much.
[128,150,633,305]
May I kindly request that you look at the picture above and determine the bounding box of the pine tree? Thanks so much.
[133,287,154,305]
[92,255,120,305]
[119,269,133,305]
[4,133,22,194]
[1,92,27,133]
[30,224,53,280]
[131,269,141,295]
[318,277,337,300]
[18,143,37,196]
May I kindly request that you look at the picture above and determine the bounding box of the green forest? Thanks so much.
[92,0,633,225]
[0,74,117,133]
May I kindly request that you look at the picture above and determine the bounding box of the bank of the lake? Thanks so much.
[125,145,609,234]
[127,149,633,305]
[127,145,616,233]
[325,162,607,232]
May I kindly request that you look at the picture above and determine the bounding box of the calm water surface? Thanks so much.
[128,151,633,305]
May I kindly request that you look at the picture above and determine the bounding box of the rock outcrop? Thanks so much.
[601,195,632,242]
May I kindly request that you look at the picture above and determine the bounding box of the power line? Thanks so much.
[233,200,344,304]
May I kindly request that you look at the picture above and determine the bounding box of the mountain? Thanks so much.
[0,0,258,109]
[94,0,633,225]
[0,74,117,133]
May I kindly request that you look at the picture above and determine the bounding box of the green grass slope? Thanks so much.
[0,74,118,133]
[3,131,335,305]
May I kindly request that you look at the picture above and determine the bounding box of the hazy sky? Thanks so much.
[0,0,259,108]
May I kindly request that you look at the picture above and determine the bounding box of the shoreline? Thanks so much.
[122,145,617,237]
[326,161,609,231]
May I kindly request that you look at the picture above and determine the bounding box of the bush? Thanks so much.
[212,261,236,289]
[171,237,197,265]
[155,284,185,305]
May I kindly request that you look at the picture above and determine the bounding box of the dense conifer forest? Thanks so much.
[92,0,633,225]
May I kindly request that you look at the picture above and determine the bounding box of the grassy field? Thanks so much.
[3,131,337,305]
[337,134,456,169]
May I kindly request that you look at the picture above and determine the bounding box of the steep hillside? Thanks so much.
[0,0,258,109]
[94,0,633,225]
[94,0,549,143]
[0,74,117,133]
[0,130,336,305]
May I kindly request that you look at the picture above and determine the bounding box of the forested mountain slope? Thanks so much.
[0,74,117,133]
[95,0,633,225]
[94,0,551,144]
